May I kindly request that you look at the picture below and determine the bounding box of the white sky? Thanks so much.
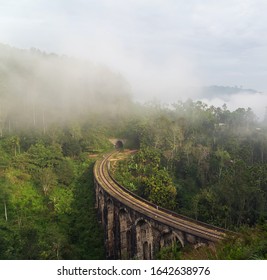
[1,0,267,115]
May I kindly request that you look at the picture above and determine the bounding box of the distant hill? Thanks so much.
[199,85,259,99]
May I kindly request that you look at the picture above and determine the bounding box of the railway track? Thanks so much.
[94,151,233,243]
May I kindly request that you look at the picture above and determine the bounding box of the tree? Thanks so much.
[114,146,177,210]
[39,168,57,196]
[144,169,177,209]
[215,148,231,180]
[49,187,73,215]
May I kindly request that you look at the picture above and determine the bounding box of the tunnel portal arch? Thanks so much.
[115,140,124,149]
[108,138,126,149]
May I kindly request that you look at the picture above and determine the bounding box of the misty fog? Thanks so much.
[0,44,132,132]
[1,0,267,122]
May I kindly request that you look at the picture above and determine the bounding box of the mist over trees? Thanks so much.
[0,44,133,259]
[116,100,267,226]
[113,100,267,259]
[0,44,267,259]
[0,43,132,135]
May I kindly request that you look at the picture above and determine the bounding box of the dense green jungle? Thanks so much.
[0,44,267,259]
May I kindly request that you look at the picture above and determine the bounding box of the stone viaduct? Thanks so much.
[94,150,231,260]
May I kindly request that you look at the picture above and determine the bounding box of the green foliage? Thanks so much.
[49,187,73,215]
[62,138,82,157]
[182,224,267,260]
[67,163,105,259]
[0,124,105,260]
[117,100,267,230]
[114,146,177,210]
[156,242,182,260]
[54,159,75,186]
[144,169,177,209]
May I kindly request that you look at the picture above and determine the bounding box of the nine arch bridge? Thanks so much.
[94,151,231,259]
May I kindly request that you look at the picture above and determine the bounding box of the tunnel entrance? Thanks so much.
[115,140,124,149]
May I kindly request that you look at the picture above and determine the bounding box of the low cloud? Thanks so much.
[201,91,267,120]
[0,0,267,111]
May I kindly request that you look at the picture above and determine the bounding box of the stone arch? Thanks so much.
[135,217,152,227]
[160,229,184,249]
[119,208,131,259]
[135,218,153,260]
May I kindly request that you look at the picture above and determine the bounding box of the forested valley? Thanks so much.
[0,44,267,259]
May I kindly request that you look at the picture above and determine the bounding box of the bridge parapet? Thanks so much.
[94,152,231,259]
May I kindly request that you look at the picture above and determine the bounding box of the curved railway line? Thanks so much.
[94,151,233,244]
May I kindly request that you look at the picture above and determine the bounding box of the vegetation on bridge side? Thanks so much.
[0,44,132,259]
[114,101,267,232]
[112,101,267,259]
[157,224,267,260]
[112,147,177,210]
[0,127,106,259]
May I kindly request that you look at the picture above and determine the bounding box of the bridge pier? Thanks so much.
[106,199,115,258]
[135,218,153,259]
[94,153,229,260]
[95,183,202,260]
[119,208,131,259]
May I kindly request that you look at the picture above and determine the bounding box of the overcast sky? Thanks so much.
[1,0,267,115]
